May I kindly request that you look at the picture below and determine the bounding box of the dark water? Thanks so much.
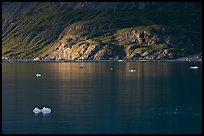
[2,62,202,134]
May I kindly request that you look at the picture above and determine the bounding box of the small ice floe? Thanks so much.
[129,69,136,72]
[33,107,41,114]
[36,73,42,77]
[118,60,123,62]
[42,107,51,114]
[110,67,113,70]
[190,66,198,69]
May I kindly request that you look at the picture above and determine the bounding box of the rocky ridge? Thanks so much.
[41,25,193,60]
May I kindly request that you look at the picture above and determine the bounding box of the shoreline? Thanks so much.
[2,59,202,63]
[2,53,202,63]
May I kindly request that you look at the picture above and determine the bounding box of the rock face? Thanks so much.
[44,41,126,60]
[116,26,171,46]
[42,25,187,60]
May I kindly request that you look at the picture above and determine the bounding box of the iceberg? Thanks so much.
[33,107,41,114]
[129,69,136,72]
[190,66,198,69]
[36,73,42,77]
[42,107,51,114]
[33,107,51,115]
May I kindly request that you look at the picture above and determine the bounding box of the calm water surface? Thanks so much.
[2,62,202,134]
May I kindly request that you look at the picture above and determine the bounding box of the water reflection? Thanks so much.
[2,62,202,134]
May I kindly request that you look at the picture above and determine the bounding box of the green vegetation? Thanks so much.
[2,2,202,59]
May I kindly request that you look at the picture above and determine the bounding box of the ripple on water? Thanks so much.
[150,107,201,119]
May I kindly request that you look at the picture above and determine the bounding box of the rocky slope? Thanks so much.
[2,2,202,60]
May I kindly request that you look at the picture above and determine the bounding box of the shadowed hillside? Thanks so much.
[2,2,202,60]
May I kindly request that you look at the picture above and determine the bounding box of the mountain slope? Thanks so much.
[2,2,202,60]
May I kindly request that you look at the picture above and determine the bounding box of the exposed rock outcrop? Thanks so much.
[42,25,189,60]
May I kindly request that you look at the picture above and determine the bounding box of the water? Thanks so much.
[2,61,202,134]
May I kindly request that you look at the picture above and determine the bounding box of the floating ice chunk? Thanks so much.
[110,68,113,70]
[190,66,198,69]
[36,73,42,77]
[118,60,123,62]
[129,69,136,72]
[42,107,51,114]
[33,107,41,114]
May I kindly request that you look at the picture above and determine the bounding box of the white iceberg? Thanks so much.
[190,66,198,69]
[42,107,51,114]
[33,107,41,114]
[36,73,42,77]
[129,69,136,72]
